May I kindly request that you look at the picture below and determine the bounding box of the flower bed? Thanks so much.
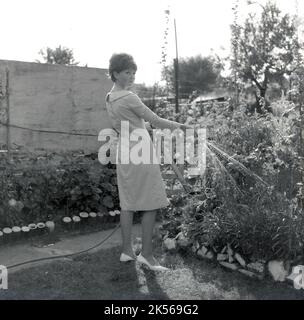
[0,150,147,244]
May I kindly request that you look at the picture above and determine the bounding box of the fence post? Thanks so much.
[5,68,10,161]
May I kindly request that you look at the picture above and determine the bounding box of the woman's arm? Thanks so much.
[127,93,192,131]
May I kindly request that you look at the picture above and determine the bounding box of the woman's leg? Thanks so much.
[120,210,135,257]
[141,209,158,265]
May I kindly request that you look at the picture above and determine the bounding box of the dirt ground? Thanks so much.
[0,239,303,300]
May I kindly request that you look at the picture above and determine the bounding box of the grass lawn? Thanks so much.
[1,238,304,300]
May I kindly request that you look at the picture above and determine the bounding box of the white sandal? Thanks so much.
[120,253,136,262]
[137,254,169,271]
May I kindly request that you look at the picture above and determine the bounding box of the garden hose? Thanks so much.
[6,222,121,270]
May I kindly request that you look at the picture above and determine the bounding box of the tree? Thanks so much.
[133,83,156,99]
[36,45,79,66]
[232,1,302,112]
[132,82,168,111]
[162,54,224,98]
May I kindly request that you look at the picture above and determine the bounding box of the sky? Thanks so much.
[1,0,303,85]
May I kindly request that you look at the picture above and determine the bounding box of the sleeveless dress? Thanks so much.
[105,90,182,211]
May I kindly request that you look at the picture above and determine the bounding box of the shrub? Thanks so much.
[0,151,120,227]
[159,98,304,262]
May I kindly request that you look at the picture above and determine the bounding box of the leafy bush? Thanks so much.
[0,151,120,227]
[159,98,304,262]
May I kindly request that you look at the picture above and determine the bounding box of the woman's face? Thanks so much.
[114,68,136,89]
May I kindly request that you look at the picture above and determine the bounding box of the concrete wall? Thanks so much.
[0,66,8,149]
[0,60,113,153]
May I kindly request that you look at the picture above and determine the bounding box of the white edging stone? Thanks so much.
[238,269,264,280]
[268,260,289,282]
[219,262,239,271]
[217,253,228,261]
[235,253,246,267]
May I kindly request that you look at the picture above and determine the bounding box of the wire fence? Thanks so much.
[0,121,98,137]
[0,119,188,196]
[0,119,102,168]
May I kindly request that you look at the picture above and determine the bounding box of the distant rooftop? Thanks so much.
[193,89,229,104]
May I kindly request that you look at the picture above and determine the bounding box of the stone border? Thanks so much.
[0,210,121,246]
[160,232,304,290]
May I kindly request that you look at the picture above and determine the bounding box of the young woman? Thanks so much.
[105,53,192,271]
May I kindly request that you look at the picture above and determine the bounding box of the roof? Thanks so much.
[193,89,229,104]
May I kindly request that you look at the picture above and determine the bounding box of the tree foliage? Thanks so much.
[162,55,224,98]
[133,83,156,99]
[37,45,79,66]
[231,1,302,111]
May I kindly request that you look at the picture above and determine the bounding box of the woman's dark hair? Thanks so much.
[108,53,137,82]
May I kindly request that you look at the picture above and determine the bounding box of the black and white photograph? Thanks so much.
[0,0,304,305]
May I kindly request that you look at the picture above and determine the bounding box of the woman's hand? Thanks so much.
[145,122,153,132]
